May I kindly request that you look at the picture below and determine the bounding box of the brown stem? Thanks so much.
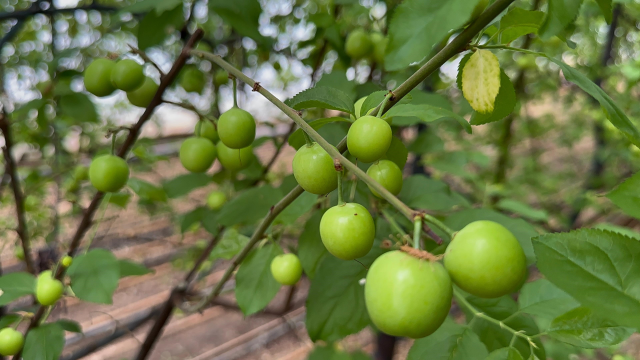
[0,109,36,274]
[252,122,296,186]
[14,29,204,360]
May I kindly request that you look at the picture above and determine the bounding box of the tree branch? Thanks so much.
[13,29,204,360]
[0,108,37,274]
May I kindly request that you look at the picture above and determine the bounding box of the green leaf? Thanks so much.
[0,314,20,328]
[461,294,545,360]
[547,307,633,348]
[23,323,65,360]
[445,208,537,264]
[162,173,211,198]
[595,0,612,23]
[108,192,131,208]
[118,259,153,278]
[398,175,469,212]
[306,248,384,342]
[593,223,640,240]
[179,206,205,234]
[285,87,355,114]
[607,171,640,219]
[209,0,271,47]
[0,272,36,305]
[210,228,250,261]
[470,71,516,125]
[408,318,488,360]
[382,136,409,170]
[288,117,352,150]
[499,8,544,44]
[274,191,317,225]
[137,5,184,50]
[298,211,327,279]
[67,249,120,304]
[533,229,640,329]
[128,178,168,203]
[457,53,473,90]
[217,185,283,226]
[56,319,82,333]
[235,244,283,315]
[385,0,482,71]
[486,348,524,360]
[496,199,549,222]
[315,70,356,101]
[385,104,472,134]
[462,49,501,114]
[546,59,640,147]
[518,279,579,325]
[59,93,98,123]
[539,0,583,39]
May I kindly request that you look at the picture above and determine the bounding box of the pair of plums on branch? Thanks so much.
[179,101,256,174]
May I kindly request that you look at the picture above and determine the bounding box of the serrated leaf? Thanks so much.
[209,0,271,47]
[56,319,82,333]
[382,136,409,169]
[518,279,579,324]
[533,229,640,329]
[118,259,153,278]
[462,50,501,114]
[59,92,98,123]
[67,249,120,304]
[288,117,352,150]
[486,348,524,360]
[607,171,640,219]
[298,211,327,279]
[285,87,355,114]
[210,228,250,261]
[0,272,36,305]
[499,8,544,44]
[385,104,471,134]
[460,294,545,360]
[593,223,640,240]
[496,199,549,222]
[162,173,211,198]
[445,208,537,264]
[216,186,283,226]
[408,318,488,360]
[235,244,283,315]
[398,175,469,212]
[23,323,65,360]
[315,70,356,101]
[548,58,640,147]
[306,248,384,342]
[470,70,516,125]
[539,0,583,39]
[385,0,482,71]
[547,307,633,348]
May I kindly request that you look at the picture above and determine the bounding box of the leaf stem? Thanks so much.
[376,92,391,118]
[337,166,344,205]
[413,215,422,250]
[422,213,455,240]
[453,288,537,349]
[302,131,313,147]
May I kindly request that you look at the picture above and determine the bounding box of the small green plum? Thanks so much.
[36,270,64,306]
[0,328,24,356]
[217,108,256,149]
[89,155,130,193]
[111,59,145,91]
[179,137,217,173]
[84,58,117,97]
[206,190,227,210]
[270,253,303,285]
[347,115,392,163]
[198,120,219,143]
[216,142,253,171]
[126,77,158,108]
[292,143,338,195]
[366,160,403,198]
[320,203,375,260]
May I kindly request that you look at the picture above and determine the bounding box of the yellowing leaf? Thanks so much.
[461,50,501,114]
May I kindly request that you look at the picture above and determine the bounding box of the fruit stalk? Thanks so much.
[336,161,344,205]
[15,29,205,359]
[413,216,422,250]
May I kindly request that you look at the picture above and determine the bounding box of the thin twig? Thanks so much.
[128,45,166,79]
[0,108,36,274]
[13,29,205,360]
